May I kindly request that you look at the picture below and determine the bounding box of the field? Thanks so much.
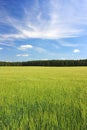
[0,67,87,130]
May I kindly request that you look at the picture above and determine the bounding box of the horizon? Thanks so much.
[0,0,87,61]
[0,58,87,63]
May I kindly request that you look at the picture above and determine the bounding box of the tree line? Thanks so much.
[0,59,87,66]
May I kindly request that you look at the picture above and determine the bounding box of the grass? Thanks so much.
[0,67,87,130]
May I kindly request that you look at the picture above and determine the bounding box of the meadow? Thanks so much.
[0,67,87,130]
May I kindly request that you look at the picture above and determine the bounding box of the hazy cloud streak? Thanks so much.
[16,54,29,57]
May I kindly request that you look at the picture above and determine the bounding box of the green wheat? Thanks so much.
[0,67,87,130]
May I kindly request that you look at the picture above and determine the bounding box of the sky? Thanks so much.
[0,0,87,61]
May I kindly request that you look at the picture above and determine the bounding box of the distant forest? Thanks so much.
[0,59,87,66]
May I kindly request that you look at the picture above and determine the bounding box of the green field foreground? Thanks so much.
[0,67,87,130]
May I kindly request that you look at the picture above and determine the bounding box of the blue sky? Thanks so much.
[0,0,87,61]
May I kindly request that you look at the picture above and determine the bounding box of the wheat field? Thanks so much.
[0,67,87,130]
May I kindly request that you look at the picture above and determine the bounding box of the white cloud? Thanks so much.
[16,54,29,57]
[18,44,33,50]
[0,0,87,42]
[73,49,80,53]
[0,47,3,50]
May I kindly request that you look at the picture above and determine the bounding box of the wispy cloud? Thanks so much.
[0,47,3,50]
[0,0,87,43]
[18,44,33,50]
[34,46,47,53]
[58,40,78,47]
[0,42,15,47]
[17,44,47,54]
[16,54,29,57]
[73,49,80,53]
